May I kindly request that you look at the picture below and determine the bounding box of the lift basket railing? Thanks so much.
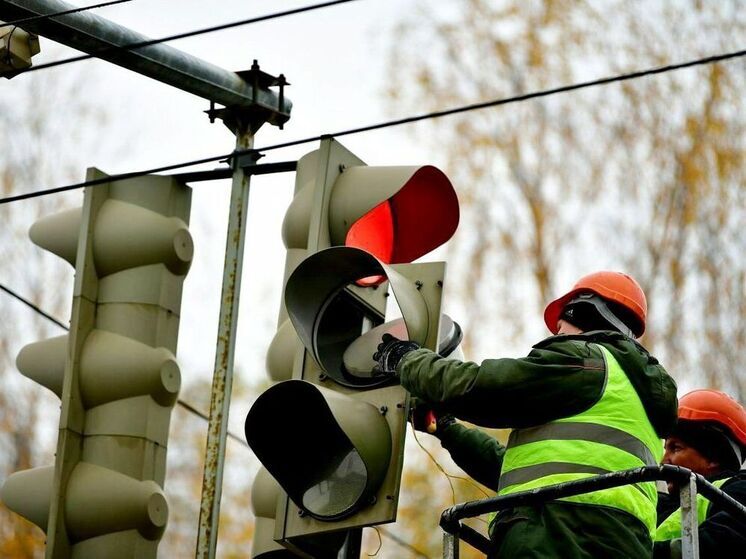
[440,465,746,559]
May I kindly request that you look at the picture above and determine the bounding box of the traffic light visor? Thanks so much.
[285,247,431,388]
[245,380,392,521]
[333,166,459,264]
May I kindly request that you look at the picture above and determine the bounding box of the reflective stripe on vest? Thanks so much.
[497,344,664,537]
[654,478,729,542]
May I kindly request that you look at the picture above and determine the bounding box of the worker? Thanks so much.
[374,271,678,558]
[654,389,746,558]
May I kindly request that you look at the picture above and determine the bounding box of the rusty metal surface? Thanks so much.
[680,473,700,559]
[195,126,255,559]
[443,532,459,559]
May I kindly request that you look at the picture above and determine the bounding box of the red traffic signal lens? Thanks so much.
[344,166,458,265]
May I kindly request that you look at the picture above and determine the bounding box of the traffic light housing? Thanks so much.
[245,137,459,555]
[251,467,347,559]
[0,169,192,558]
[247,248,458,544]
[0,22,40,77]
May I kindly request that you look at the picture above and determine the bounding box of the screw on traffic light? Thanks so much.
[0,169,192,559]
[245,137,460,556]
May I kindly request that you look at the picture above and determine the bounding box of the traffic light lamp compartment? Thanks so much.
[245,380,392,521]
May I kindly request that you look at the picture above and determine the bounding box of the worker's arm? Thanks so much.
[435,420,505,492]
[397,337,606,428]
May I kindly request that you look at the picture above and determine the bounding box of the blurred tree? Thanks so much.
[386,0,746,556]
[387,0,746,392]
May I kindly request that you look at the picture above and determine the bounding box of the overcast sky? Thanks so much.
[2,0,455,462]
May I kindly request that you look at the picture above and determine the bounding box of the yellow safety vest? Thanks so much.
[497,344,663,537]
[654,478,729,541]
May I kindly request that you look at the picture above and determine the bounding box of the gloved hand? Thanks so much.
[412,406,456,435]
[412,406,438,433]
[373,333,420,377]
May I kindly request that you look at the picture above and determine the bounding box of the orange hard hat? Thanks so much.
[544,271,647,337]
[678,389,746,447]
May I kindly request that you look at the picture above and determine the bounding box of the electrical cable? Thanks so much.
[22,0,361,74]
[377,528,430,559]
[0,280,250,448]
[0,282,68,330]
[366,526,383,557]
[410,416,491,500]
[410,416,491,530]
[1,46,744,206]
[0,152,227,205]
[1,0,132,27]
[411,416,457,506]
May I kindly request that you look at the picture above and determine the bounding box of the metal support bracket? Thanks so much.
[205,60,290,133]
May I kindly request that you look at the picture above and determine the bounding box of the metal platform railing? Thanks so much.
[439,465,746,559]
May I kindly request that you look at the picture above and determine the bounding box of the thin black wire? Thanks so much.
[3,24,18,66]
[22,0,361,74]
[1,0,132,27]
[0,283,68,329]
[0,281,249,448]
[0,153,228,204]
[2,46,745,205]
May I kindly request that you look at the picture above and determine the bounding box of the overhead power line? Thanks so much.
[1,46,745,205]
[0,153,227,204]
[0,281,249,448]
[22,0,361,74]
[0,283,68,329]
[1,0,132,27]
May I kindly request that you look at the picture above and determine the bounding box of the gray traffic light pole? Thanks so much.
[0,2,292,559]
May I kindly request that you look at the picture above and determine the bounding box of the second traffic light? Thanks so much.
[247,247,462,549]
[1,170,192,558]
[245,137,460,556]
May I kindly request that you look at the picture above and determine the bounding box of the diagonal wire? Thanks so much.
[0,282,68,329]
[0,280,250,448]
[21,0,361,74]
[1,0,131,27]
[1,46,745,205]
[0,153,228,204]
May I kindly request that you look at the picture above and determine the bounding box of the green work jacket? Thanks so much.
[399,331,678,559]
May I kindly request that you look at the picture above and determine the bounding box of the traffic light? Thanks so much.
[0,169,192,558]
[0,22,40,77]
[251,467,345,558]
[245,137,460,556]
